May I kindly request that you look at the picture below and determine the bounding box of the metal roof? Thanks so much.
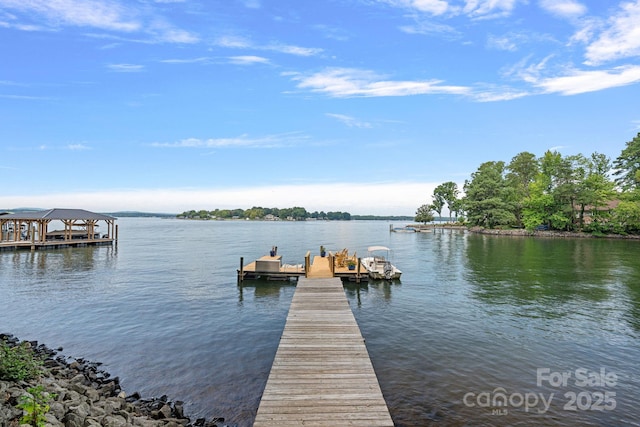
[0,208,115,221]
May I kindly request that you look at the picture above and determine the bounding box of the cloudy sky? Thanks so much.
[1,0,639,215]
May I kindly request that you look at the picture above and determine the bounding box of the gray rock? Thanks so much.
[84,388,100,403]
[50,401,66,419]
[67,401,91,419]
[82,418,101,427]
[69,374,86,385]
[159,404,172,419]
[63,411,85,427]
[89,403,106,419]
[131,417,161,427]
[45,411,64,426]
[101,414,127,427]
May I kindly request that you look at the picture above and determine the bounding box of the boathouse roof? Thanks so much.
[1,208,115,221]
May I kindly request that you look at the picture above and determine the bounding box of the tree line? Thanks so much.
[416,132,640,235]
[178,207,351,221]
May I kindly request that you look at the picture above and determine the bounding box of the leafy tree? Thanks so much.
[613,132,640,190]
[463,161,517,228]
[436,181,460,221]
[506,151,539,198]
[430,188,445,221]
[415,204,434,224]
[290,207,308,220]
[575,153,615,230]
[507,152,539,226]
[611,199,640,234]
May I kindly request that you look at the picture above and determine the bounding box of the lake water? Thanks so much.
[1,218,639,426]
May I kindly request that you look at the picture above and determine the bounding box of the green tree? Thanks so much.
[415,204,434,224]
[538,151,581,230]
[575,153,615,230]
[611,199,640,234]
[507,151,539,226]
[435,181,459,221]
[463,161,517,228]
[290,207,308,220]
[430,187,445,222]
[613,132,640,190]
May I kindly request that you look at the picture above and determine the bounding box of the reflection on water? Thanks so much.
[464,234,640,333]
[2,220,640,426]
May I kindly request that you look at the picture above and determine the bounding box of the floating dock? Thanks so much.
[254,277,393,426]
[237,251,367,283]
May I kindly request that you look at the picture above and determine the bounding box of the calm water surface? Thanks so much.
[1,218,639,426]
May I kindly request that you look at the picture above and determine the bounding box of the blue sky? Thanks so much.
[1,0,639,215]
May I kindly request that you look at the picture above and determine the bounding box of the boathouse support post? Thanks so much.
[238,257,244,285]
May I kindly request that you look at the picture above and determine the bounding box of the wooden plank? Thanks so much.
[254,277,393,427]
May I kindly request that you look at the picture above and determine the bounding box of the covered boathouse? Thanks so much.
[0,208,117,251]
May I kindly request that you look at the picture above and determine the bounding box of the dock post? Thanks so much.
[356,257,361,283]
[238,257,244,285]
[30,226,35,251]
[115,224,119,244]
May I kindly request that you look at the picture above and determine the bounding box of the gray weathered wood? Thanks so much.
[254,277,393,426]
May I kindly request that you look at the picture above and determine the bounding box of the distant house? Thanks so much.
[264,214,279,221]
[582,200,620,225]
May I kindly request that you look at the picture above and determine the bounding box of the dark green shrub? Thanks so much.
[0,342,42,381]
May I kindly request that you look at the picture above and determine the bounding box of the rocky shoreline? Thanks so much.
[467,226,640,239]
[0,334,227,427]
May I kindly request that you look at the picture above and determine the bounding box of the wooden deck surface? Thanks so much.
[254,277,393,426]
[307,255,333,278]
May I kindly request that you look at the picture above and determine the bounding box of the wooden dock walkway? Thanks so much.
[254,277,393,426]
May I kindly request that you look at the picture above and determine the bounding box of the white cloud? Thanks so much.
[0,182,439,215]
[266,44,323,57]
[215,35,323,57]
[161,57,211,64]
[107,63,145,72]
[539,0,587,19]
[379,0,517,18]
[463,0,518,19]
[0,0,198,43]
[241,0,261,9]
[289,67,470,98]
[151,132,309,148]
[584,0,640,65]
[487,33,519,51]
[326,113,373,128]
[67,144,91,150]
[0,0,140,32]
[534,65,640,95]
[215,35,252,49]
[228,55,270,65]
[410,0,450,15]
[378,0,451,16]
[471,87,530,102]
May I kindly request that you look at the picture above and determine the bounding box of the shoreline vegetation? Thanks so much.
[0,334,225,427]
[176,207,413,221]
[417,134,640,237]
[407,223,640,240]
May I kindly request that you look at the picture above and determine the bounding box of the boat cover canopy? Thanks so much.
[367,246,391,252]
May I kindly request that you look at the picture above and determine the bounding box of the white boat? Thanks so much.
[361,246,402,280]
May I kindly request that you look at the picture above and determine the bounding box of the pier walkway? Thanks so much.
[254,277,393,426]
